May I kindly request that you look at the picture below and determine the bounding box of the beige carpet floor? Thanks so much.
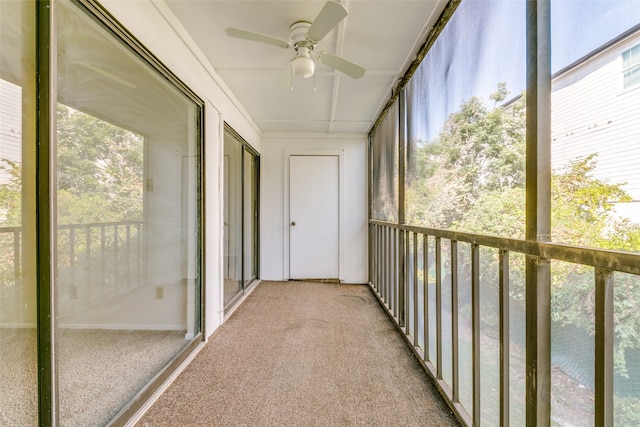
[0,328,188,427]
[137,281,460,426]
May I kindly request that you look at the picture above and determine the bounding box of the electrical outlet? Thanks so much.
[155,286,164,300]
[70,285,78,300]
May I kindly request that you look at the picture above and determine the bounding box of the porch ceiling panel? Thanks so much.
[164,0,448,135]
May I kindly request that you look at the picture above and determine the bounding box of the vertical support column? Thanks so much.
[594,268,614,427]
[397,90,407,328]
[367,136,373,286]
[36,1,57,425]
[526,1,552,425]
[500,249,511,427]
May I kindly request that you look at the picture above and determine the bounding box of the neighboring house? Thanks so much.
[552,24,640,223]
[0,79,22,186]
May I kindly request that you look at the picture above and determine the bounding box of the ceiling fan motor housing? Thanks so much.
[289,21,313,47]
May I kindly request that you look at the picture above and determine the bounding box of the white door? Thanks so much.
[289,155,339,279]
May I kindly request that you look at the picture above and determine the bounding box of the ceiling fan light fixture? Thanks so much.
[292,55,315,78]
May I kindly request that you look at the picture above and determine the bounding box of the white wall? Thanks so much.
[261,134,368,284]
[96,2,369,335]
[100,0,261,339]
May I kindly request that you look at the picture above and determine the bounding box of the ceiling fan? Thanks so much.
[225,0,366,87]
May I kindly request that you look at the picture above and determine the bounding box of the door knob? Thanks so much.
[291,221,296,226]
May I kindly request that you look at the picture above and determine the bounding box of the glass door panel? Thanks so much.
[223,131,243,306]
[243,151,258,285]
[0,1,37,425]
[56,1,201,425]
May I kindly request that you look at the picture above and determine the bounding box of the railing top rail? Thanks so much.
[57,220,144,229]
[0,221,144,233]
[0,226,23,233]
[370,219,640,276]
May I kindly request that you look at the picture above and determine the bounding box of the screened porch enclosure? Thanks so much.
[2,0,640,425]
[369,1,640,426]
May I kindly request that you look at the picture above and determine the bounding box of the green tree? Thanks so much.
[406,87,526,230]
[0,159,22,227]
[407,84,640,381]
[56,104,143,224]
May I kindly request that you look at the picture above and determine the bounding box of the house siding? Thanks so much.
[552,29,640,222]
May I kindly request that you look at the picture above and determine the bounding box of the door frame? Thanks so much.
[283,149,346,281]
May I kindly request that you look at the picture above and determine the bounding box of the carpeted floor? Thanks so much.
[136,281,460,426]
[0,328,188,427]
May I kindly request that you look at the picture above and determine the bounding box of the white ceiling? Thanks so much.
[164,0,447,135]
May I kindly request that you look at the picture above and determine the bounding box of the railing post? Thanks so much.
[413,232,419,347]
[370,223,376,289]
[472,243,481,426]
[382,226,393,308]
[436,236,442,380]
[451,240,459,403]
[398,229,405,327]
[423,235,429,362]
[100,224,106,292]
[70,227,76,290]
[114,224,119,287]
[499,249,510,427]
[380,225,385,299]
[13,230,21,284]
[594,268,614,427]
[85,226,91,301]
[126,223,131,287]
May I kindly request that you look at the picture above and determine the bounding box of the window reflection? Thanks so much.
[56,1,201,425]
[223,128,259,310]
[224,131,243,305]
[0,1,37,425]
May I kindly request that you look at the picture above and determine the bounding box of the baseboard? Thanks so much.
[0,322,37,329]
[56,323,185,331]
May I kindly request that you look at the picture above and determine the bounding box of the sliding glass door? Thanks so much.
[1,0,204,424]
[0,1,37,425]
[224,127,259,310]
[54,1,203,424]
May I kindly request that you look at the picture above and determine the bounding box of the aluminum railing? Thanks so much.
[1,221,143,297]
[369,219,640,427]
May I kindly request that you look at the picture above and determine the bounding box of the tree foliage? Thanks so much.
[406,85,526,230]
[406,84,640,379]
[56,104,143,224]
[1,105,143,225]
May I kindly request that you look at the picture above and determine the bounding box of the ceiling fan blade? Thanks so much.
[225,27,290,49]
[306,1,348,43]
[316,52,365,79]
